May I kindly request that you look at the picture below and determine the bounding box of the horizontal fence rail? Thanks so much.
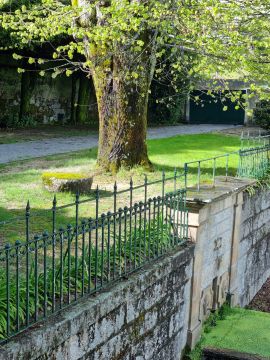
[184,145,270,192]
[241,131,270,149]
[184,151,239,192]
[0,172,188,343]
[238,144,270,179]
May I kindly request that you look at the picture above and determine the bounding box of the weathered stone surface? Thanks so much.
[187,184,270,349]
[0,55,99,127]
[1,182,270,360]
[0,244,194,360]
[237,189,270,307]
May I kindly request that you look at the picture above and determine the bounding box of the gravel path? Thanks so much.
[0,124,240,164]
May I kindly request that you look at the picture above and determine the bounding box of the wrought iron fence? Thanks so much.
[0,171,188,343]
[184,144,270,191]
[240,130,270,149]
[238,144,270,179]
[184,151,239,192]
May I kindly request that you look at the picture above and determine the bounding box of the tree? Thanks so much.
[1,0,270,172]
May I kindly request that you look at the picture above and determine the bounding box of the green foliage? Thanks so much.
[187,307,270,359]
[184,304,232,360]
[0,0,269,103]
[0,114,37,129]
[185,306,270,360]
[254,101,270,131]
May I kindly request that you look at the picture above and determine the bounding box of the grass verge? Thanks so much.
[186,307,270,359]
[0,133,241,243]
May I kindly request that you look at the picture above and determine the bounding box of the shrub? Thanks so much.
[254,100,270,131]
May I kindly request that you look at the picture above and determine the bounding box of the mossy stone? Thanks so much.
[42,172,93,194]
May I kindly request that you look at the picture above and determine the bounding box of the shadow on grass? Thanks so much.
[0,188,115,246]
[153,162,238,176]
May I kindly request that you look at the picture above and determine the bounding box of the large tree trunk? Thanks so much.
[91,43,156,172]
[91,60,152,172]
[76,0,157,172]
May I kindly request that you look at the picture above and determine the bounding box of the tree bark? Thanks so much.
[91,37,156,172]
[76,0,157,172]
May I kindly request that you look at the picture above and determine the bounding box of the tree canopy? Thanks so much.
[0,0,270,170]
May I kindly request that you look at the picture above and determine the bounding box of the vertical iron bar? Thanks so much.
[59,228,64,308]
[95,187,99,291]
[118,209,122,276]
[106,213,111,282]
[134,203,138,268]
[5,244,10,339]
[184,163,188,189]
[74,193,79,300]
[226,154,229,181]
[15,240,20,332]
[174,167,177,192]
[157,197,161,254]
[144,175,147,260]
[148,199,152,260]
[34,235,39,322]
[213,158,216,187]
[52,196,57,312]
[124,207,128,274]
[81,220,86,296]
[25,201,30,327]
[88,218,93,293]
[153,198,157,257]
[113,182,117,280]
[67,224,72,304]
[43,231,48,318]
[101,214,105,287]
[198,161,201,192]
[138,202,143,266]
[129,178,133,272]
[161,171,165,253]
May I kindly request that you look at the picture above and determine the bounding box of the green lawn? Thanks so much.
[0,133,241,244]
[189,307,270,359]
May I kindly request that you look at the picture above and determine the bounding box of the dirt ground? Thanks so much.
[248,277,270,313]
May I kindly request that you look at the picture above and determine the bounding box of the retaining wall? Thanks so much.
[0,245,194,360]
[187,180,270,348]
[1,180,270,359]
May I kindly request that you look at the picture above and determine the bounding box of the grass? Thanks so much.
[0,125,97,144]
[188,307,270,359]
[0,133,241,244]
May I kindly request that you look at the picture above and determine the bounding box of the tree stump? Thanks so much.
[42,173,93,194]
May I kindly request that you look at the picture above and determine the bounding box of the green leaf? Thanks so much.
[28,57,35,64]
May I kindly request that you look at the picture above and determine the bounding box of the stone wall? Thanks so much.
[0,54,98,127]
[237,190,270,306]
[187,181,270,349]
[1,181,270,359]
[0,245,194,360]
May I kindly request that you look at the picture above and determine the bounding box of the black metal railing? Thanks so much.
[0,171,188,343]
[238,144,270,179]
[184,144,270,191]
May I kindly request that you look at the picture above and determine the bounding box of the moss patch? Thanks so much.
[42,172,89,186]
[188,307,270,359]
